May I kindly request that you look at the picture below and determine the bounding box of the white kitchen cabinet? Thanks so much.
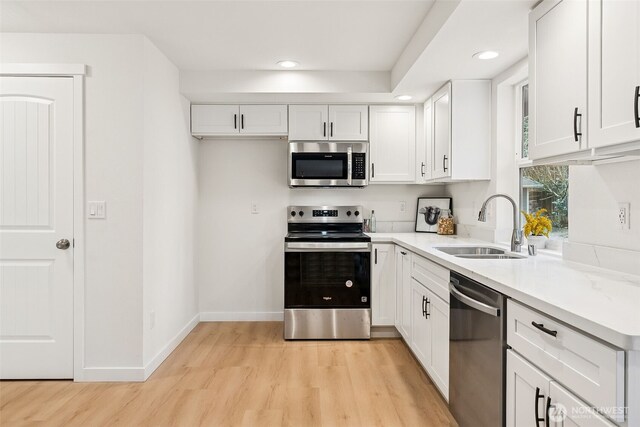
[328,105,368,141]
[529,0,589,159]
[416,98,433,183]
[369,105,416,183]
[394,247,411,340]
[371,244,395,326]
[428,294,449,399]
[288,105,368,141]
[191,105,239,135]
[411,278,432,370]
[429,80,491,181]
[507,350,616,427]
[588,0,640,148]
[506,350,553,427]
[191,104,288,137]
[550,381,616,427]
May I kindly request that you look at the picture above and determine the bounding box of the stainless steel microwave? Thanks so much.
[288,142,368,187]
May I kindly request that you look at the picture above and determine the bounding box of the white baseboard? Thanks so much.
[143,313,200,380]
[199,311,283,321]
[77,367,146,382]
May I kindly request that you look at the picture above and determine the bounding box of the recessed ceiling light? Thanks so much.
[473,51,499,60]
[277,60,299,68]
[394,95,413,101]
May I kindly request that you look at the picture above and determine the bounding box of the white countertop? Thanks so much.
[368,232,640,351]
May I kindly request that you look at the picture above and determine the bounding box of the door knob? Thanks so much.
[56,239,71,250]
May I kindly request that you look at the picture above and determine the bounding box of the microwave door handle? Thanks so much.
[347,146,352,186]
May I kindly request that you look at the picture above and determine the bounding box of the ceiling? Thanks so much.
[0,0,435,71]
[0,0,535,101]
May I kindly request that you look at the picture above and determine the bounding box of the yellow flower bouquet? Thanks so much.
[521,208,552,237]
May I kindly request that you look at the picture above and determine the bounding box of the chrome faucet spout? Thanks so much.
[478,193,523,253]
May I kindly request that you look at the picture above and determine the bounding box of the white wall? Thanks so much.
[197,139,445,319]
[141,39,199,366]
[1,33,146,368]
[1,33,199,377]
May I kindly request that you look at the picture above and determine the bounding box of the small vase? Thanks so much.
[527,235,547,250]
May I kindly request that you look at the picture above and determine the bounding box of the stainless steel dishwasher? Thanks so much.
[449,272,506,427]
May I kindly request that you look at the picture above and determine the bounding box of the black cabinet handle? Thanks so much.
[400,251,407,255]
[241,114,244,129]
[535,387,545,426]
[422,296,427,318]
[545,397,551,427]
[330,122,334,137]
[234,114,237,129]
[532,321,558,337]
[371,163,375,178]
[425,298,430,318]
[323,122,326,137]
[634,86,640,128]
[421,162,425,177]
[573,107,582,142]
[443,155,448,172]
[374,248,378,264]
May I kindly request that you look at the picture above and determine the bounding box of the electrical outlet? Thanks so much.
[618,202,630,230]
[400,201,406,212]
[251,202,259,214]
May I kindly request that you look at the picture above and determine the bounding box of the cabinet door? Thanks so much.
[529,0,588,159]
[239,105,288,134]
[549,381,617,426]
[371,244,395,326]
[328,105,368,141]
[506,350,552,427]
[428,293,449,400]
[394,247,404,337]
[369,105,416,183]
[401,251,412,340]
[588,0,640,148]
[288,105,328,141]
[191,105,240,135]
[410,279,432,370]
[431,83,451,179]
[417,98,433,183]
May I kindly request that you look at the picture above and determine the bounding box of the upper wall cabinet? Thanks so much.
[427,81,491,182]
[416,98,433,183]
[588,0,640,149]
[288,105,368,141]
[529,0,589,160]
[191,104,288,137]
[369,105,416,183]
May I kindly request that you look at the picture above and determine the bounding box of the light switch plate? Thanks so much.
[88,201,106,219]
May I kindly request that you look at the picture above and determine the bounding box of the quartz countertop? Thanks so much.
[367,232,640,351]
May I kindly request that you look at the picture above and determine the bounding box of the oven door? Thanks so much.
[284,242,371,308]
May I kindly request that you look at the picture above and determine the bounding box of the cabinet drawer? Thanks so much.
[507,300,624,413]
[410,253,449,303]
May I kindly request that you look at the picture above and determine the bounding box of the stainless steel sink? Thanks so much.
[435,246,525,259]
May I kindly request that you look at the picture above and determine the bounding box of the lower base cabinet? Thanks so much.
[507,350,616,427]
[371,244,395,326]
[409,262,449,400]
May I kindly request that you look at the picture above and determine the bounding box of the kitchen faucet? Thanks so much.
[478,194,523,253]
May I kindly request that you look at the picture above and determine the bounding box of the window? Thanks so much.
[516,82,569,247]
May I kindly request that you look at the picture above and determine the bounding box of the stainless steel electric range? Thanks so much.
[284,205,371,340]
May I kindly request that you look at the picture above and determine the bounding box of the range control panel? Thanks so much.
[288,205,363,223]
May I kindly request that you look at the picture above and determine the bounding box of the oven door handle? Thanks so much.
[285,242,371,252]
[347,146,352,186]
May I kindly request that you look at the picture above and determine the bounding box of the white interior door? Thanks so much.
[0,76,74,379]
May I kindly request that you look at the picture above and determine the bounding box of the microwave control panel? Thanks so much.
[352,153,366,180]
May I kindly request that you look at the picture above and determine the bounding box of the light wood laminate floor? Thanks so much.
[0,322,457,427]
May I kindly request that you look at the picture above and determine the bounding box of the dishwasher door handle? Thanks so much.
[449,282,500,317]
